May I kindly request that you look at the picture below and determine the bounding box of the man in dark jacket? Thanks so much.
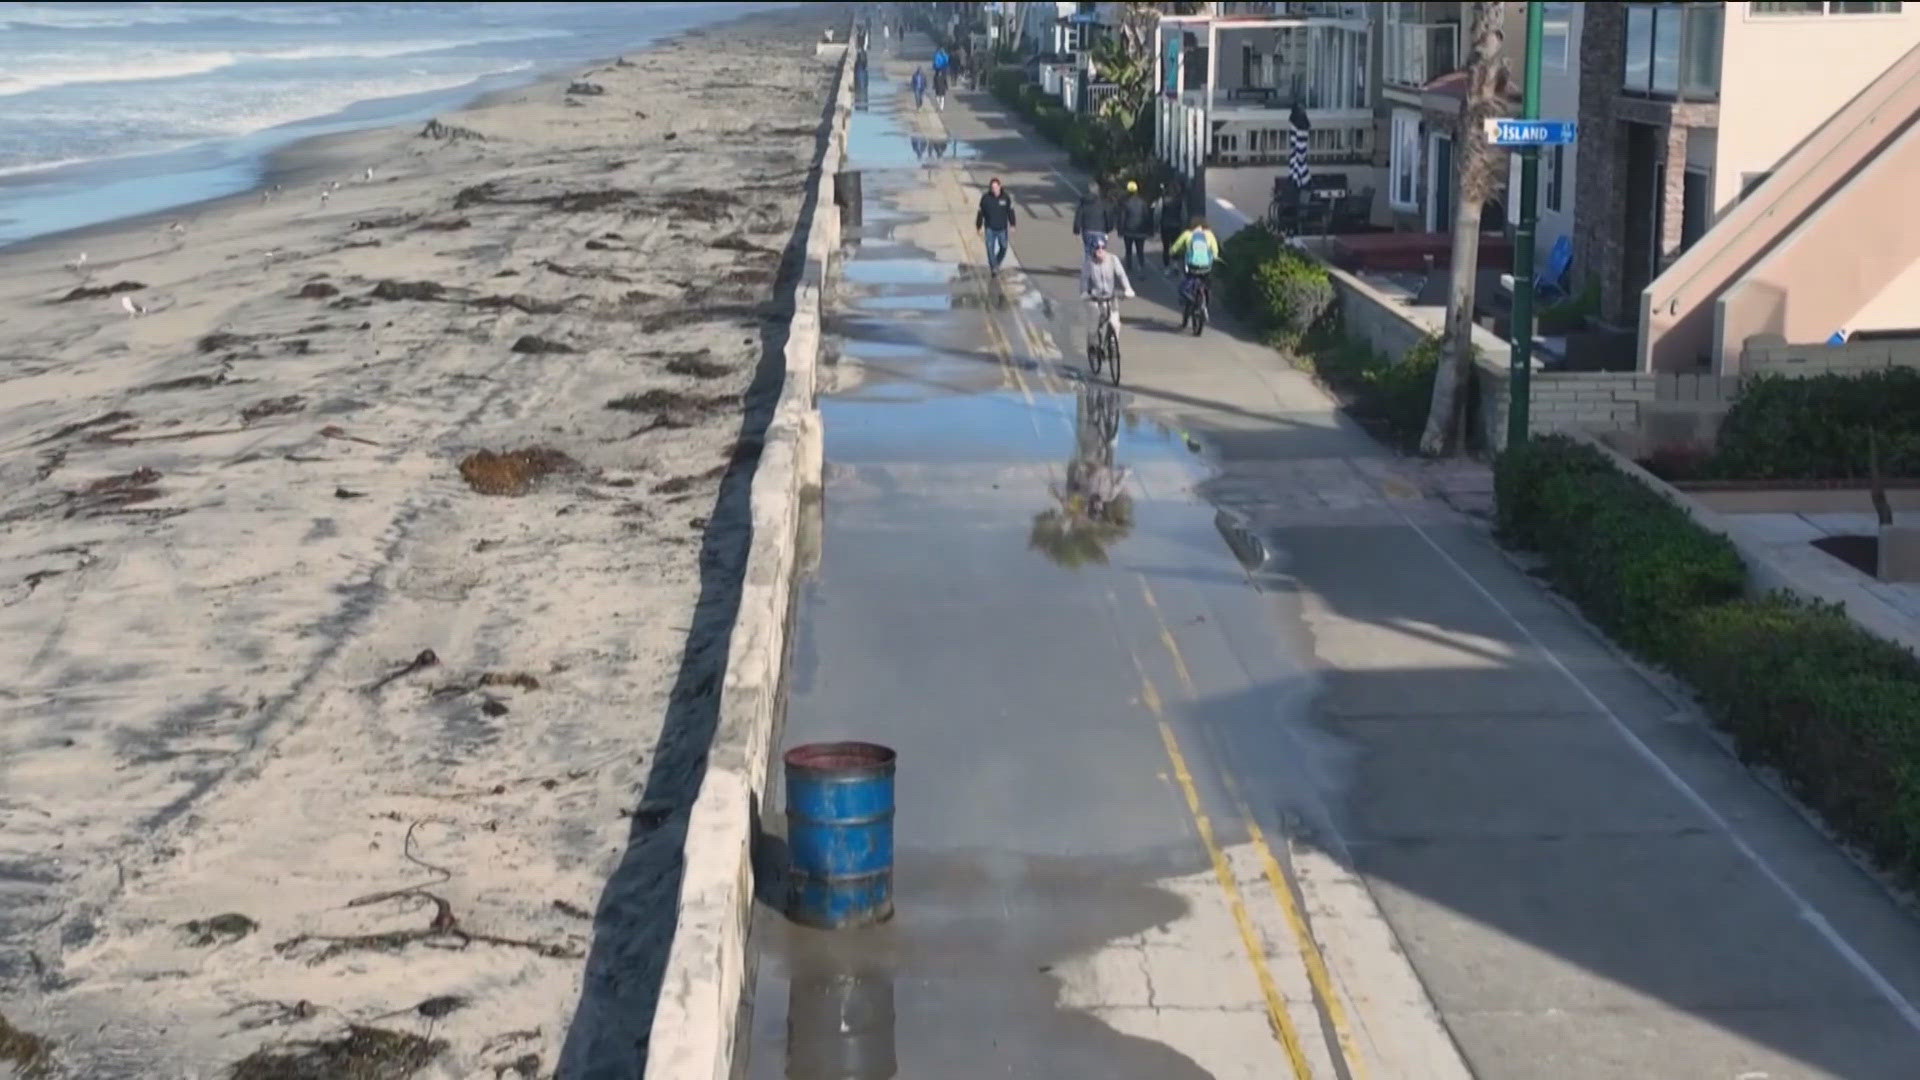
[1158,182,1187,269]
[975,177,1016,274]
[1118,180,1153,272]
[1072,182,1117,260]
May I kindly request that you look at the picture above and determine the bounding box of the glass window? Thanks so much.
[1542,3,1572,69]
[1391,111,1420,209]
[1753,1,1901,12]
[1682,4,1722,97]
[1682,169,1710,251]
[1624,6,1653,93]
[1651,5,1682,95]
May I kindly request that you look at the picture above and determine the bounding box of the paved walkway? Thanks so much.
[745,35,1920,1080]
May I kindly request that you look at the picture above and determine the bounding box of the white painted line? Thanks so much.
[1389,503,1920,1035]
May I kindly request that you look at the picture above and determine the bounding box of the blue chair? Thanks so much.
[1537,235,1573,301]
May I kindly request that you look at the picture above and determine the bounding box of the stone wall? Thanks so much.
[1744,337,1920,377]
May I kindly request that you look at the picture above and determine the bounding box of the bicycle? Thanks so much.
[1086,294,1122,385]
[1179,271,1211,337]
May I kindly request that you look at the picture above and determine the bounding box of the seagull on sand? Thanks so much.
[66,251,88,273]
[364,167,375,182]
[120,295,146,318]
[320,190,331,206]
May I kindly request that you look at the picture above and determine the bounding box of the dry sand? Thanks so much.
[0,6,845,1077]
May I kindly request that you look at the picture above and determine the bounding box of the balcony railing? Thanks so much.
[1383,22,1460,89]
[1622,2,1722,101]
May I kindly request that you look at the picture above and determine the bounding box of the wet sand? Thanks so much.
[0,5,845,1077]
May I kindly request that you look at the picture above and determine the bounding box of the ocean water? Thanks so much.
[0,1,790,246]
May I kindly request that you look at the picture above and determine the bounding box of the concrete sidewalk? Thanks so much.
[744,34,1920,1080]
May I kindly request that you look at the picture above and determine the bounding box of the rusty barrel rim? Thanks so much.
[784,740,896,778]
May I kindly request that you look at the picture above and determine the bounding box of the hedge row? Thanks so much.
[1709,368,1920,481]
[1216,224,1439,449]
[1497,435,1920,876]
[987,69,1147,187]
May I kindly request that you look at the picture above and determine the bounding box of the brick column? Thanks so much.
[1659,124,1689,268]
[1573,3,1627,322]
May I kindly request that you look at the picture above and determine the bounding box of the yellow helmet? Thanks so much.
[1126,180,1138,193]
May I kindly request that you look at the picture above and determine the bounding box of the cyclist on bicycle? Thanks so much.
[1167,215,1221,303]
[1079,235,1134,351]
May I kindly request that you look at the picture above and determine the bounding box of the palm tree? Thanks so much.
[1030,387,1136,569]
[1419,1,1509,457]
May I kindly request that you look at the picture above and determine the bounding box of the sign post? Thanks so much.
[1489,5,1567,452]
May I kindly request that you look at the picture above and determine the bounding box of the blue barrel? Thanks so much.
[784,741,896,929]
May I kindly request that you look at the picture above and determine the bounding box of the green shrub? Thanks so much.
[1493,435,1745,656]
[1249,252,1335,344]
[1492,433,1614,546]
[1674,597,1920,873]
[1711,368,1920,481]
[1360,334,1442,447]
[989,69,1025,107]
[1218,225,1284,312]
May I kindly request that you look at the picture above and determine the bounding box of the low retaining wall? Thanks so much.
[641,35,853,1080]
[1745,336,1920,378]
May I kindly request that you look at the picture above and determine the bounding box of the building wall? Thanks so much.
[1850,256,1920,335]
[1713,2,1920,214]
[1534,1,1581,269]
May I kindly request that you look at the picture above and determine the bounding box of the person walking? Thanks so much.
[910,66,928,110]
[1118,180,1153,273]
[933,45,950,77]
[1072,182,1117,260]
[932,64,949,110]
[975,176,1016,275]
[1158,182,1186,270]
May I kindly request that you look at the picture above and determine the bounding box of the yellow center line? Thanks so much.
[1120,618,1314,1080]
[1137,577,1370,1080]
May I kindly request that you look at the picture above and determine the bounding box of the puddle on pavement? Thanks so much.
[840,259,956,287]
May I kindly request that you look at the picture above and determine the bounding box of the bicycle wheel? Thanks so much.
[1103,326,1121,385]
[1190,295,1207,336]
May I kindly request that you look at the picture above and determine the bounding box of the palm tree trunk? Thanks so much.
[1420,0,1508,457]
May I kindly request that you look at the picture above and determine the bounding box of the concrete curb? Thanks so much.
[642,28,855,1080]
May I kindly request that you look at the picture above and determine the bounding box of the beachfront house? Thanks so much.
[1570,2,1920,373]
[1153,3,1378,233]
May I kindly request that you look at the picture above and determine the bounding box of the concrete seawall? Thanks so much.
[642,28,855,1080]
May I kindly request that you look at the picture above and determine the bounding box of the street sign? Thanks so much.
[1483,118,1577,147]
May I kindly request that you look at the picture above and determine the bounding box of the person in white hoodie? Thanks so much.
[1078,235,1134,352]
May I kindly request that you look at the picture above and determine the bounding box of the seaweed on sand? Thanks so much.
[226,1025,445,1080]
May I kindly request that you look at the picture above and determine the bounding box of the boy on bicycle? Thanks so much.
[1167,216,1221,298]
[1079,235,1134,351]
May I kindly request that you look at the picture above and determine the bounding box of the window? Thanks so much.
[1542,2,1572,69]
[1390,110,1420,210]
[1545,144,1565,213]
[1622,3,1721,100]
[1752,2,1901,13]
[1681,168,1711,251]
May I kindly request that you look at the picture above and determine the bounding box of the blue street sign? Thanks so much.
[1483,118,1578,147]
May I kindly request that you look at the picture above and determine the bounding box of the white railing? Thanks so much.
[1087,82,1120,116]
[1382,21,1460,89]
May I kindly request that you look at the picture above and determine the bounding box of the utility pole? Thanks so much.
[1507,1,1544,452]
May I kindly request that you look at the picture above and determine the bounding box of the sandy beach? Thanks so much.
[0,5,845,1077]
